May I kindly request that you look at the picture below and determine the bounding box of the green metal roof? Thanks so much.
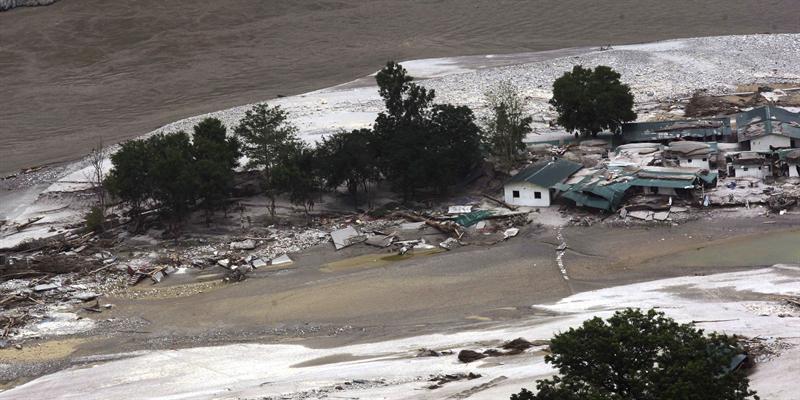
[629,178,695,189]
[621,118,732,143]
[508,159,583,188]
[737,106,800,142]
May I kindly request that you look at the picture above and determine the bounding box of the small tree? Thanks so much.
[236,103,300,217]
[84,139,109,231]
[511,308,758,400]
[550,65,636,137]
[192,117,241,223]
[316,129,379,208]
[483,81,532,171]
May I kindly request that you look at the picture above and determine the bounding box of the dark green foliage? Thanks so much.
[271,145,322,217]
[106,119,240,235]
[105,139,154,228]
[235,103,301,217]
[192,118,241,222]
[147,132,198,234]
[550,65,636,137]
[373,61,483,200]
[426,104,483,192]
[512,308,758,400]
[483,82,533,171]
[316,129,379,208]
[84,206,105,234]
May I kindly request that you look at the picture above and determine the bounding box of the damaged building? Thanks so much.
[504,158,583,207]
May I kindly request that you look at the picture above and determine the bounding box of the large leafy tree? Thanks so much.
[235,103,301,217]
[192,117,241,223]
[550,65,636,137]
[483,81,533,171]
[373,61,483,200]
[316,128,380,208]
[511,308,758,400]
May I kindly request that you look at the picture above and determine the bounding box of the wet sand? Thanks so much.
[2,0,800,175]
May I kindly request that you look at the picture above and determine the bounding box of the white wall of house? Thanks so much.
[678,156,710,170]
[735,165,769,179]
[789,163,800,178]
[750,134,791,152]
[504,182,551,207]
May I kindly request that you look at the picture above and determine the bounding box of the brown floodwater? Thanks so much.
[2,0,799,175]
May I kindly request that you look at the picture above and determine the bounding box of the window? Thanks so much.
[702,158,707,162]
[534,191,542,199]
[512,190,520,198]
[743,167,749,171]
[686,159,692,163]
[650,187,658,194]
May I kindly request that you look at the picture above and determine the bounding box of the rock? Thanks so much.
[458,349,487,363]
[416,348,441,357]
[502,338,534,352]
[251,258,267,269]
[217,259,230,268]
[230,239,257,250]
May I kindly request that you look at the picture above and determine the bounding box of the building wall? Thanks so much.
[678,156,710,170]
[735,165,768,179]
[639,185,677,196]
[789,163,800,178]
[504,182,551,207]
[750,134,791,152]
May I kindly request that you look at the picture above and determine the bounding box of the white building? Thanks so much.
[504,159,583,207]
[677,155,711,170]
[749,134,791,152]
[737,106,800,153]
[732,152,769,179]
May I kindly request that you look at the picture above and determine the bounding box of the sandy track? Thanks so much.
[2,0,800,175]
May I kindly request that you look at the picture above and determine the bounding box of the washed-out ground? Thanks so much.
[2,210,800,397]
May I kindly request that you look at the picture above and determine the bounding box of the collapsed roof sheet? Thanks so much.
[507,158,583,188]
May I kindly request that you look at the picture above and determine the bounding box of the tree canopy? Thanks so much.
[192,118,241,222]
[105,118,240,234]
[511,308,758,400]
[315,128,380,208]
[483,81,533,171]
[549,65,636,137]
[373,61,483,200]
[235,103,301,217]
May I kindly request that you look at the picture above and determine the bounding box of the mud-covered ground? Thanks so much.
[3,209,800,391]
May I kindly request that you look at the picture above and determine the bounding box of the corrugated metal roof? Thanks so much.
[507,159,583,188]
[629,178,695,189]
[621,118,732,143]
[737,106,800,142]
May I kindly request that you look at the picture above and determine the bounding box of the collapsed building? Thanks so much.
[513,107,800,213]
